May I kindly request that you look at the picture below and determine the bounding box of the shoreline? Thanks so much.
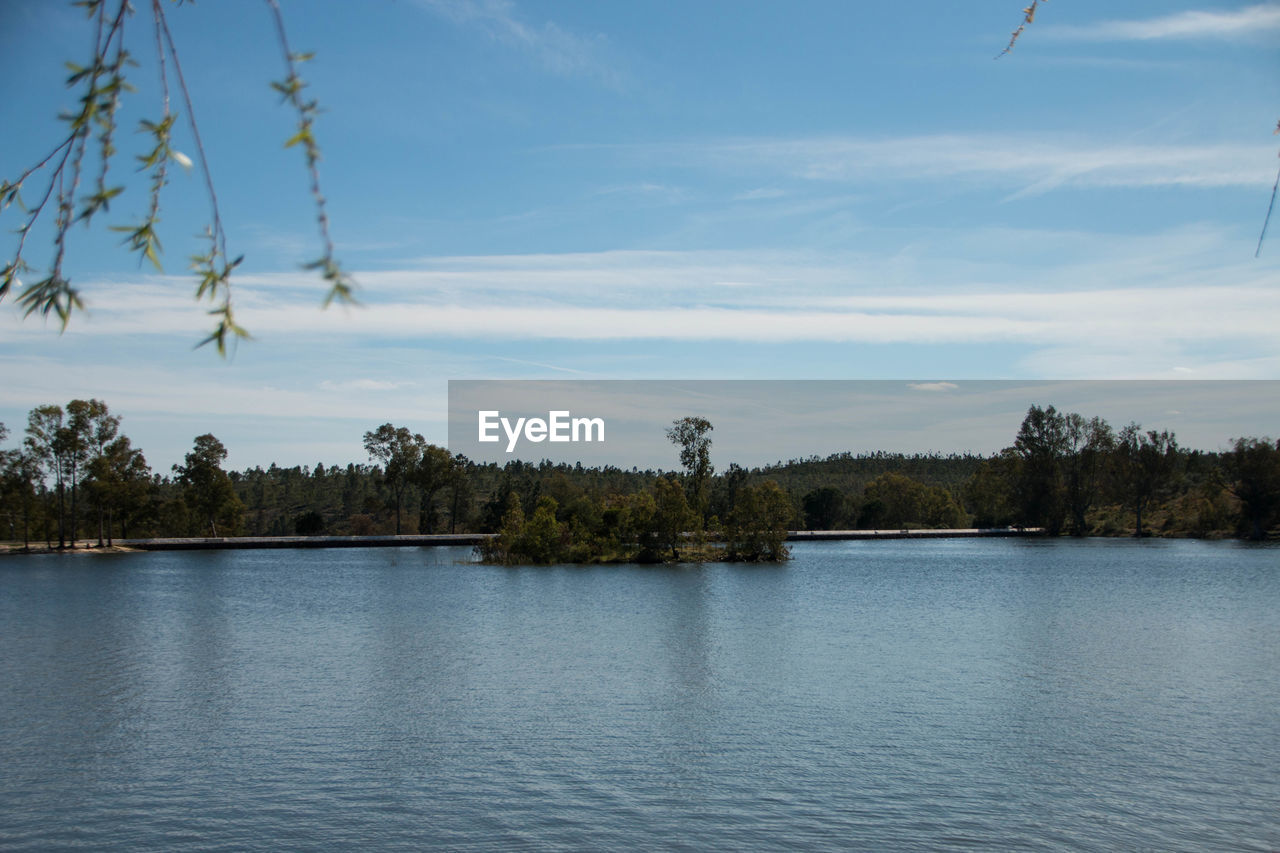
[3,528,1043,555]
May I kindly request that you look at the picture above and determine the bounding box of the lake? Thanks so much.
[1,539,1277,851]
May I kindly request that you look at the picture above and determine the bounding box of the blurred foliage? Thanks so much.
[0,0,350,353]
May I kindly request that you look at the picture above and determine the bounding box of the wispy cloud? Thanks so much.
[7,230,1277,471]
[589,183,687,202]
[909,382,959,392]
[318,379,413,392]
[22,233,1277,365]
[415,0,619,85]
[642,135,1273,194]
[1049,4,1280,41]
[734,188,788,201]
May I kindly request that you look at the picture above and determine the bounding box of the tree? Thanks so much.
[1223,437,1280,541]
[964,450,1018,528]
[802,486,845,530]
[0,0,352,352]
[649,475,697,561]
[24,404,68,548]
[87,435,151,543]
[1112,424,1179,538]
[414,443,454,534]
[1,445,44,551]
[709,461,748,526]
[294,510,326,536]
[1061,413,1114,537]
[666,416,714,519]
[477,492,526,565]
[1012,404,1067,535]
[67,398,119,546]
[173,433,242,536]
[477,492,565,565]
[859,471,963,530]
[725,481,793,561]
[445,453,473,534]
[362,424,422,535]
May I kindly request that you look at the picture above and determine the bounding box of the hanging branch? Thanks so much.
[0,0,351,354]
[265,0,356,308]
[1257,127,1280,257]
[154,0,246,353]
[7,0,131,325]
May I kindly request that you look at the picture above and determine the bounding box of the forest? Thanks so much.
[2,401,1279,561]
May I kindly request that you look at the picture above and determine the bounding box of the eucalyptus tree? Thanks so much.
[1112,424,1180,538]
[362,424,423,535]
[445,454,473,534]
[2,445,44,551]
[1223,437,1280,541]
[65,398,119,546]
[414,443,455,534]
[666,416,714,519]
[88,435,151,544]
[1012,405,1067,535]
[173,434,242,537]
[1062,413,1114,537]
[24,404,67,547]
[650,475,696,561]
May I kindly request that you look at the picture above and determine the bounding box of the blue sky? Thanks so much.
[1,0,1278,470]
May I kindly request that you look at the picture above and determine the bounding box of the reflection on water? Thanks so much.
[1,539,1277,850]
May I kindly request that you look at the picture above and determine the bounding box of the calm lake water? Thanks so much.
[1,539,1277,851]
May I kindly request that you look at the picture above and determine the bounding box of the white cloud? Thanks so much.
[8,231,1278,469]
[26,258,1279,359]
[1049,4,1280,41]
[675,135,1272,193]
[414,0,619,85]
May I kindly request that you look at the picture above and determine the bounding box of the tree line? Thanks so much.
[3,402,1278,554]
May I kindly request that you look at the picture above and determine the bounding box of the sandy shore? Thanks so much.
[1,542,141,556]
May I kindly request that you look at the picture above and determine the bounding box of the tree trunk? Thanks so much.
[420,488,440,535]
[56,483,66,549]
[69,477,78,549]
[1071,508,1087,537]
